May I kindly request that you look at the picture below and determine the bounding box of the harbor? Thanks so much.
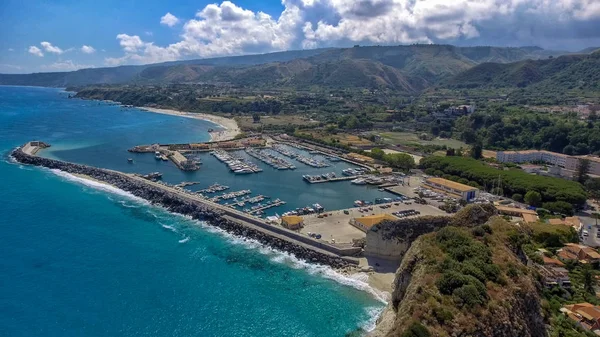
[210,150,262,174]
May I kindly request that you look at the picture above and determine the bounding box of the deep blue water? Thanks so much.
[0,86,385,336]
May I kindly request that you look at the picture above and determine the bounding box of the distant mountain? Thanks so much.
[0,45,572,90]
[578,47,600,54]
[441,52,599,91]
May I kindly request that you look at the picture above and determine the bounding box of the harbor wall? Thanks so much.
[11,143,356,268]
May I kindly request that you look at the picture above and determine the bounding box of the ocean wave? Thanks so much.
[48,169,149,206]
[178,236,190,244]
[160,223,178,232]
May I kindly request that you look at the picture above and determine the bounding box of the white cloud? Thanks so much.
[106,0,600,66]
[81,45,96,54]
[0,64,22,70]
[8,48,14,52]
[40,41,64,54]
[42,60,94,71]
[160,12,180,27]
[28,46,44,57]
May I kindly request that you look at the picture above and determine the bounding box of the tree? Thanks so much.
[524,191,542,207]
[576,159,591,184]
[370,148,385,160]
[446,148,456,156]
[542,201,574,216]
[585,177,600,201]
[512,193,524,202]
[252,113,261,123]
[471,142,483,160]
[384,153,415,171]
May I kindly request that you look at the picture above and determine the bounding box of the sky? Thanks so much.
[1,0,600,74]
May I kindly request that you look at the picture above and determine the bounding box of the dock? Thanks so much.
[169,151,200,171]
[303,175,358,184]
[175,181,201,188]
[249,200,287,214]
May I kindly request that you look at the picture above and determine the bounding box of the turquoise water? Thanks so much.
[0,86,385,336]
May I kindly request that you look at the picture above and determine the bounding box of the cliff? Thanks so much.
[365,204,497,259]
[371,215,547,337]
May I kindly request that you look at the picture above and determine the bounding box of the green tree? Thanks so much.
[370,148,385,160]
[512,193,524,202]
[470,142,483,160]
[384,153,415,171]
[585,178,600,201]
[576,159,591,184]
[542,201,574,216]
[524,191,542,207]
[252,113,261,123]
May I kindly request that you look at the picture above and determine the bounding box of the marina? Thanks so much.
[245,148,296,170]
[198,183,230,193]
[272,144,330,167]
[210,150,262,174]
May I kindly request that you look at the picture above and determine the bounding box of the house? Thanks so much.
[562,303,600,332]
[423,177,479,201]
[281,215,304,230]
[549,216,583,231]
[558,243,600,263]
[349,214,398,232]
[496,206,539,223]
[535,256,571,289]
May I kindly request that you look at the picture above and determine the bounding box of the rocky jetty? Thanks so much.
[11,145,349,268]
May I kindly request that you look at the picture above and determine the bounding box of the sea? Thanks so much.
[0,86,387,337]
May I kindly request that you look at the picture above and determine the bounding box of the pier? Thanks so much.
[248,200,287,214]
[13,142,362,266]
[303,175,358,184]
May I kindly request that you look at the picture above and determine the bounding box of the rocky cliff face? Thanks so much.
[370,212,547,337]
[366,204,497,260]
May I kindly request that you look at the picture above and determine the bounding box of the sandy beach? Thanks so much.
[140,107,241,142]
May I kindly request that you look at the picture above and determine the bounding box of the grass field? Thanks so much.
[236,115,319,130]
[302,131,375,147]
[379,131,469,149]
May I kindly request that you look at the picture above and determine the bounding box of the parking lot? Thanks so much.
[300,200,446,244]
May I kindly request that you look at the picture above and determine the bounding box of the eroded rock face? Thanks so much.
[11,147,349,268]
[365,204,498,260]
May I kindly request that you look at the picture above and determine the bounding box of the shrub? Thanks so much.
[512,193,523,202]
[401,322,431,337]
[433,307,454,324]
[453,284,487,307]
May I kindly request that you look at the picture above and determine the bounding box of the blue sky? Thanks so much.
[1,0,600,73]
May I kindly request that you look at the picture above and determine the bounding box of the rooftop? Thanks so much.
[353,213,398,229]
[425,177,478,193]
[495,206,538,215]
[281,215,304,226]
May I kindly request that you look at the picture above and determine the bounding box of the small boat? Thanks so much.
[351,178,366,185]
[155,151,161,160]
[127,158,134,163]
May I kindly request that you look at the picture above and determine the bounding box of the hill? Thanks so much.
[0,45,571,90]
[441,52,600,94]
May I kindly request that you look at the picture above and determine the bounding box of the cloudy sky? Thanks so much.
[1,0,600,73]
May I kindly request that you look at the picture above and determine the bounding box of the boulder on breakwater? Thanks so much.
[11,145,349,268]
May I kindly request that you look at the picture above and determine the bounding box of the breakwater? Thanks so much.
[11,142,357,268]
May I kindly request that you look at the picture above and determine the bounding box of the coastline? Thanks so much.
[139,107,241,142]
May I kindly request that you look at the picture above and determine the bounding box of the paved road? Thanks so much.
[578,212,600,247]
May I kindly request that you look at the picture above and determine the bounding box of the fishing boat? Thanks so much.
[155,151,162,160]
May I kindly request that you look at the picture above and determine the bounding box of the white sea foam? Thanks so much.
[49,169,149,206]
[178,236,190,244]
[160,223,177,232]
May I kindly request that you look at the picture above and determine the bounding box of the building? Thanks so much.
[562,303,600,333]
[346,153,375,164]
[281,215,304,230]
[349,214,398,232]
[423,177,479,201]
[496,205,539,223]
[557,243,600,264]
[496,150,600,176]
[548,216,583,231]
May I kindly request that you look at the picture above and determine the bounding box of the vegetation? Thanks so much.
[420,156,587,207]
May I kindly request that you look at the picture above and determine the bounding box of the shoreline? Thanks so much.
[138,107,241,142]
